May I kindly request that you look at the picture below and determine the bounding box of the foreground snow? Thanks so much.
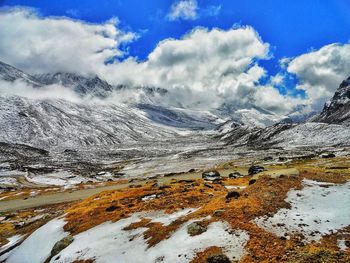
[6,218,68,263]
[4,209,249,263]
[255,179,350,241]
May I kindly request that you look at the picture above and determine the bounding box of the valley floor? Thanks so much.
[1,154,350,262]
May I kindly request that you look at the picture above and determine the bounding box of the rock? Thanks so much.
[204,183,214,188]
[51,235,74,257]
[228,171,243,178]
[213,209,225,216]
[207,253,231,263]
[249,179,257,185]
[345,240,350,248]
[187,222,207,236]
[202,170,221,180]
[105,205,118,212]
[248,165,265,175]
[226,190,240,199]
[321,153,336,158]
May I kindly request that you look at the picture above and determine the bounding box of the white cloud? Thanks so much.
[286,43,350,110]
[0,8,137,75]
[0,8,313,116]
[168,0,198,21]
[101,26,275,111]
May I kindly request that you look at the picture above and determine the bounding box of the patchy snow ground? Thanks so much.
[255,179,350,242]
[53,210,248,263]
[6,218,68,263]
[4,209,249,263]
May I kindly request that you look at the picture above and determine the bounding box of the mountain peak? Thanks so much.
[314,76,350,124]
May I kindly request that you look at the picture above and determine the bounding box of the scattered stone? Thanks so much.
[344,240,350,248]
[202,170,221,180]
[105,205,118,212]
[50,235,74,257]
[226,190,240,199]
[204,183,214,189]
[187,222,207,236]
[321,153,336,158]
[213,209,225,216]
[206,253,231,263]
[228,171,243,178]
[248,165,265,175]
[249,179,257,185]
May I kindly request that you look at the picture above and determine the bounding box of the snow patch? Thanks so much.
[6,218,68,263]
[255,179,350,241]
[52,210,248,263]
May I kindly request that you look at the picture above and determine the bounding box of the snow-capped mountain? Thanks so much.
[36,73,113,98]
[314,76,350,125]
[0,61,42,87]
[1,60,349,153]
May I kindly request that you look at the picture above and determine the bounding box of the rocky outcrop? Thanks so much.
[314,77,350,125]
[50,235,74,257]
[187,222,207,236]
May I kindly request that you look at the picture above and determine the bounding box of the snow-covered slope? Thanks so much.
[36,73,113,98]
[0,96,218,149]
[0,61,42,87]
[314,77,350,125]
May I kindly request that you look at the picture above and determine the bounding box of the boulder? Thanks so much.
[187,222,207,236]
[207,253,231,263]
[248,165,265,175]
[228,171,243,178]
[202,170,221,180]
[226,190,240,199]
[51,235,74,257]
[321,153,336,158]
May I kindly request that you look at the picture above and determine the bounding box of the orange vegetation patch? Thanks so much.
[64,175,305,262]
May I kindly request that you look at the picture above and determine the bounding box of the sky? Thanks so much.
[0,0,349,115]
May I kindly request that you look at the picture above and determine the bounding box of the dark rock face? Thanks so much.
[248,165,265,175]
[202,170,221,180]
[315,77,350,124]
[206,253,231,263]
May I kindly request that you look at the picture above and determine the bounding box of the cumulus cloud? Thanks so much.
[0,7,311,116]
[168,0,198,21]
[286,43,350,110]
[101,26,275,111]
[0,8,137,75]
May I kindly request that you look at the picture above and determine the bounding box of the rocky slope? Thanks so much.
[314,76,350,125]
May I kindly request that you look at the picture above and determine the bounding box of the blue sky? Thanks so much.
[2,0,350,75]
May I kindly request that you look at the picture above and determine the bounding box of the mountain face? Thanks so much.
[1,60,350,154]
[0,61,42,87]
[36,73,114,98]
[314,77,350,125]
